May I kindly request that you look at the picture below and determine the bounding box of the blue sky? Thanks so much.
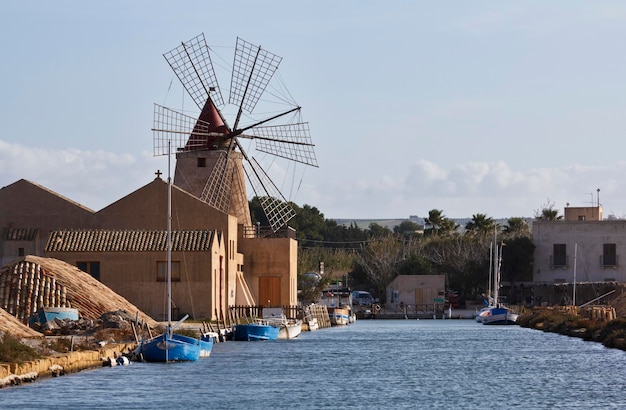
[2,1,626,220]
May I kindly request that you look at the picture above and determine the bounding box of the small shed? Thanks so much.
[386,275,445,310]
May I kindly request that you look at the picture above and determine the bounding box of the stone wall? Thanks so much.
[0,342,135,387]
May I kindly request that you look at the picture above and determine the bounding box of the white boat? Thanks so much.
[475,306,491,323]
[482,231,518,326]
[318,286,355,326]
[262,307,302,339]
[481,307,519,325]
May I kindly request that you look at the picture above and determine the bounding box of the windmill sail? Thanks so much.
[154,34,317,232]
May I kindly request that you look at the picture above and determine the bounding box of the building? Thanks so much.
[386,274,445,310]
[532,204,626,305]
[0,177,298,321]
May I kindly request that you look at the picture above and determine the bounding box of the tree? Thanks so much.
[393,220,423,237]
[534,199,563,221]
[367,222,392,238]
[504,217,530,237]
[424,209,458,236]
[354,234,405,301]
[297,247,355,304]
[465,213,495,237]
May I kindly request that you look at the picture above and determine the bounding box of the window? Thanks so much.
[18,247,25,256]
[197,157,206,168]
[602,243,617,267]
[77,261,100,280]
[157,261,181,282]
[552,244,567,267]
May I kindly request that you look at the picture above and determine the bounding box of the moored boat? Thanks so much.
[139,332,201,362]
[200,333,217,358]
[262,308,302,339]
[319,285,355,326]
[329,307,350,326]
[481,231,518,326]
[137,143,203,361]
[481,307,519,325]
[234,320,280,341]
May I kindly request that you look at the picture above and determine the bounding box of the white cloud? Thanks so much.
[0,140,157,211]
[2,140,626,222]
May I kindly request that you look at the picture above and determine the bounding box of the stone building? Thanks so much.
[532,204,626,305]
[0,177,297,321]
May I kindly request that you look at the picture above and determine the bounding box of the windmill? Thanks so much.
[152,33,318,232]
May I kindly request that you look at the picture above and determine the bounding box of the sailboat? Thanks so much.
[137,142,207,362]
[481,232,519,326]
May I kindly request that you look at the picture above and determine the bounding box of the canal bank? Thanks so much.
[0,342,136,388]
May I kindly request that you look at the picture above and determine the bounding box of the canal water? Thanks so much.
[3,319,626,409]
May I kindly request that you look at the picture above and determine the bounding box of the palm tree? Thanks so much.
[504,217,530,236]
[534,199,563,221]
[465,213,495,237]
[424,209,445,236]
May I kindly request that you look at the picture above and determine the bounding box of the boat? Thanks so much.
[481,306,519,325]
[319,286,355,326]
[262,307,302,340]
[137,142,204,361]
[28,307,79,327]
[200,332,217,358]
[482,232,518,326]
[233,319,280,341]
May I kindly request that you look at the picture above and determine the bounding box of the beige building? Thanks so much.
[0,177,298,321]
[532,205,626,305]
[386,274,445,310]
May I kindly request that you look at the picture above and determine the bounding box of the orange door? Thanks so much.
[258,276,281,306]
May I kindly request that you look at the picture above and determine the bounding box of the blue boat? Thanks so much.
[138,331,201,362]
[137,153,203,362]
[28,307,79,327]
[199,333,216,358]
[234,320,279,341]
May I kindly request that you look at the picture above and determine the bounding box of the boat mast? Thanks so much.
[167,141,172,336]
[573,243,578,307]
[488,240,493,306]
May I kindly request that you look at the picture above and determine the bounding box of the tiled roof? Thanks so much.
[3,227,38,241]
[45,229,214,252]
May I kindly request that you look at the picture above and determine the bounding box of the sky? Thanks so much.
[2,1,626,220]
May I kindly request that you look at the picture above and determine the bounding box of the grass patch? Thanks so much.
[0,334,41,364]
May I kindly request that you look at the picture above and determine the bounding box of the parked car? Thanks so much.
[352,291,374,306]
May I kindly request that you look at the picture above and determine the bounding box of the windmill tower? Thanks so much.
[153,34,318,232]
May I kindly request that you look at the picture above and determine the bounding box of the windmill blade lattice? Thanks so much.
[154,33,317,233]
[152,104,212,156]
[230,37,282,114]
[199,151,233,214]
[243,157,296,232]
[245,122,318,167]
[164,33,224,110]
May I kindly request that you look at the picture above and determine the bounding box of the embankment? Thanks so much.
[0,342,136,388]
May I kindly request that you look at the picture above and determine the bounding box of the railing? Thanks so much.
[229,305,303,322]
[242,225,296,239]
[370,303,446,318]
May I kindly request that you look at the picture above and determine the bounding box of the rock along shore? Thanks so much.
[0,342,136,388]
